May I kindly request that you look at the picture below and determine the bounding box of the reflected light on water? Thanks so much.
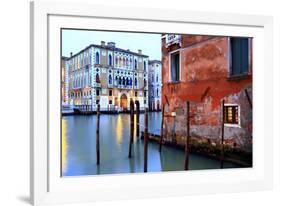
[61,118,68,173]
[115,115,123,144]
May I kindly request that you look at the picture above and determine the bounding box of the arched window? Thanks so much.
[108,54,112,66]
[134,77,137,86]
[115,76,118,85]
[130,78,132,86]
[144,79,147,87]
[119,76,122,85]
[144,61,146,71]
[126,77,129,86]
[108,74,112,84]
[157,88,159,97]
[156,75,158,82]
[115,56,118,65]
[122,77,125,85]
[134,59,137,70]
[126,58,129,66]
[96,73,100,83]
[95,52,99,64]
[119,57,122,67]
[130,58,133,68]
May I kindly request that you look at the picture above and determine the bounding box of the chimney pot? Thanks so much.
[101,41,105,46]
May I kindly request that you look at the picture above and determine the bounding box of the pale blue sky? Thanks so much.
[62,29,162,60]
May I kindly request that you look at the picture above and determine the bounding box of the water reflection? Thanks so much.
[62,112,238,176]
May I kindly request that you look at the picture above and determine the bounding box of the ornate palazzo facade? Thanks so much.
[65,41,149,111]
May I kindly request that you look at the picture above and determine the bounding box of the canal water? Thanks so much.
[62,112,239,176]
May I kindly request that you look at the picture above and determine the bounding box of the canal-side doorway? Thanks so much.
[120,94,128,110]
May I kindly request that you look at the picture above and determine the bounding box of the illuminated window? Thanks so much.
[224,105,239,124]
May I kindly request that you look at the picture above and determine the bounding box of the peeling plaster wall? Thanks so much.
[162,35,252,152]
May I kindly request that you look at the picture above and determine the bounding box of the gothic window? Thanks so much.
[134,77,137,86]
[96,73,100,83]
[95,52,100,64]
[144,79,147,87]
[156,88,159,97]
[144,61,146,71]
[119,76,122,85]
[134,59,137,70]
[108,54,112,66]
[108,74,112,84]
[122,77,126,85]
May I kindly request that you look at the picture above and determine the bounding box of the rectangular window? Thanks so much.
[230,37,249,76]
[109,100,112,104]
[96,89,100,96]
[170,51,180,82]
[109,89,112,96]
[224,105,239,124]
[144,91,147,97]
[135,91,138,97]
[96,100,100,105]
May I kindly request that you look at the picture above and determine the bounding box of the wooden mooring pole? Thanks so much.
[220,99,225,169]
[136,101,140,139]
[159,104,165,152]
[184,101,190,170]
[128,100,134,158]
[96,104,100,165]
[144,108,148,172]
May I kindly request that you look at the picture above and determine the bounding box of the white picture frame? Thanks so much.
[30,0,273,205]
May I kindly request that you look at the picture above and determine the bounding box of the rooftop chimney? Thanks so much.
[101,41,106,46]
[107,42,116,48]
[138,49,142,54]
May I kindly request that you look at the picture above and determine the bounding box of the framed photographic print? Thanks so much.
[30,0,273,205]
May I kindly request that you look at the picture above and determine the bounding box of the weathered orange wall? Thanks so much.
[161,35,252,151]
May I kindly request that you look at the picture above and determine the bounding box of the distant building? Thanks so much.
[65,41,149,111]
[61,56,69,106]
[148,60,162,111]
[162,34,253,153]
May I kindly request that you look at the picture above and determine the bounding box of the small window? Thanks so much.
[144,61,146,71]
[108,54,112,66]
[144,100,147,104]
[230,37,249,77]
[109,100,112,104]
[109,89,112,96]
[134,59,137,70]
[96,100,100,105]
[144,91,147,97]
[224,105,239,124]
[134,78,138,86]
[96,89,100,96]
[170,51,180,82]
[108,74,112,84]
[135,91,137,97]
